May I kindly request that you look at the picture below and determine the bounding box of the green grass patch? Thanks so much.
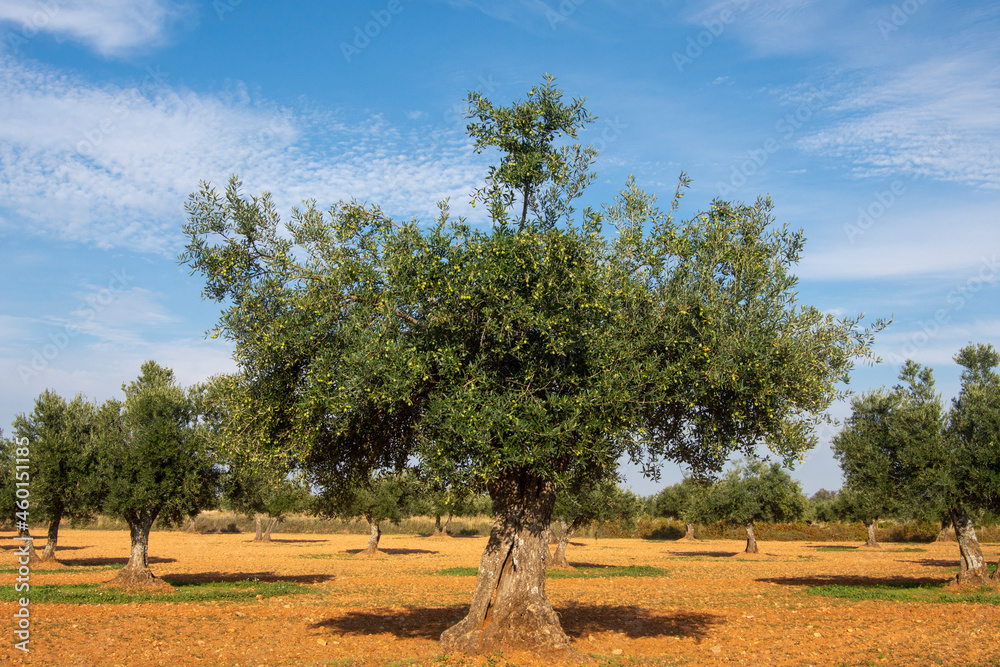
[815,546,857,552]
[808,582,1000,605]
[887,547,927,553]
[433,565,667,579]
[0,579,319,605]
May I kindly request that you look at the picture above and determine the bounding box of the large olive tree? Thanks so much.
[180,76,880,653]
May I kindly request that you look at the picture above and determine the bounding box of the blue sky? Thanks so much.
[1,0,998,497]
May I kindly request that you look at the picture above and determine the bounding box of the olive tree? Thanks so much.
[550,478,643,567]
[180,76,881,653]
[316,471,416,555]
[10,391,100,561]
[650,476,707,540]
[693,460,808,553]
[832,390,906,548]
[94,361,220,586]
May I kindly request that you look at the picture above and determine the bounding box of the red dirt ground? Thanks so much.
[2,529,999,666]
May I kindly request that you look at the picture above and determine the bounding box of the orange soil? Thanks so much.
[2,529,999,666]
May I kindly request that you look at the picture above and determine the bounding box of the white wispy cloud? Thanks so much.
[798,54,1000,189]
[0,0,194,57]
[0,55,487,255]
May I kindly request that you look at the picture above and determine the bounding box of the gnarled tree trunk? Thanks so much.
[744,522,758,554]
[362,517,381,556]
[864,520,880,548]
[110,512,159,587]
[253,514,264,541]
[432,513,453,538]
[262,516,279,542]
[936,520,954,542]
[440,470,570,655]
[39,516,62,562]
[950,505,989,585]
[683,522,696,540]
[550,517,582,568]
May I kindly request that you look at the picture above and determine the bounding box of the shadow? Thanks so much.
[58,556,176,567]
[162,571,335,585]
[905,558,959,569]
[311,604,723,641]
[559,603,723,640]
[343,548,440,556]
[664,551,739,558]
[244,538,327,544]
[758,574,947,587]
[562,561,612,569]
[0,544,89,552]
[311,606,467,639]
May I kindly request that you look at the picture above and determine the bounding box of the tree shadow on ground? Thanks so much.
[58,556,176,567]
[0,543,89,552]
[343,548,440,556]
[664,551,739,558]
[559,604,723,640]
[758,574,947,587]
[311,606,465,639]
[904,558,959,569]
[310,604,723,641]
[162,571,335,584]
[243,538,328,544]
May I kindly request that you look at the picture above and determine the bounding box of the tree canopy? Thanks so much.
[10,390,100,561]
[94,361,220,586]
[180,75,882,653]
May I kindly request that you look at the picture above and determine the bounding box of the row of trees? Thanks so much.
[832,345,1000,584]
[3,375,645,571]
[2,362,218,585]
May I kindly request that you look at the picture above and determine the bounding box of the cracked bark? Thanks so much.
[440,470,570,654]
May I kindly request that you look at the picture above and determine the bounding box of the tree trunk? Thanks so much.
[440,470,571,655]
[936,520,954,542]
[262,516,278,542]
[253,514,264,542]
[950,505,989,585]
[432,513,454,538]
[110,513,159,587]
[744,522,758,554]
[15,527,41,564]
[683,522,696,540]
[362,517,381,556]
[551,517,581,569]
[864,520,880,548]
[39,516,62,562]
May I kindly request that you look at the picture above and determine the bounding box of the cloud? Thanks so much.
[0,55,488,255]
[0,0,195,57]
[798,55,1000,189]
